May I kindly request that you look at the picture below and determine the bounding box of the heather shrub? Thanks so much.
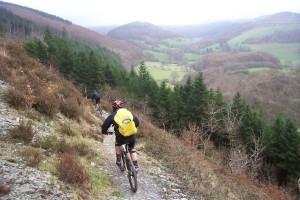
[60,97,82,120]
[10,121,35,144]
[57,152,90,187]
[21,146,43,167]
[7,87,33,109]
[34,91,59,117]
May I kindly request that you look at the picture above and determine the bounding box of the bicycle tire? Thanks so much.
[120,149,126,172]
[127,159,138,193]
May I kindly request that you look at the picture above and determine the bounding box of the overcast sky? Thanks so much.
[3,0,300,26]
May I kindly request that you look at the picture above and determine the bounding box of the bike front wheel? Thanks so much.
[127,159,138,192]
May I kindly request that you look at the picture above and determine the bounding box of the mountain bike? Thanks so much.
[118,143,138,193]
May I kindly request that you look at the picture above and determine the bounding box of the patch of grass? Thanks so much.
[39,158,57,174]
[60,123,81,137]
[33,133,58,150]
[89,166,113,196]
[47,175,58,185]
[34,133,94,157]
[111,190,123,198]
[10,121,36,144]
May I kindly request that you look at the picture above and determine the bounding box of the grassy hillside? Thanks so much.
[228,24,300,45]
[228,24,300,67]
[247,43,300,66]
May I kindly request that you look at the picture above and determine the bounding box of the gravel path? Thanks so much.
[99,112,193,200]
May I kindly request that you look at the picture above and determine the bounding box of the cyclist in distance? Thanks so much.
[91,90,101,112]
[101,100,140,171]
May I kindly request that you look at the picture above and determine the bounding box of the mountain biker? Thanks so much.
[101,100,140,171]
[91,90,101,112]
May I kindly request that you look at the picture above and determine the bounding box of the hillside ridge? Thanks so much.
[0,1,143,68]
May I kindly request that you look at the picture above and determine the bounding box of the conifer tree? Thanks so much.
[266,116,300,185]
[186,73,209,125]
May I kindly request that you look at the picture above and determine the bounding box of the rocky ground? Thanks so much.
[0,160,72,200]
[0,80,72,200]
[0,79,195,200]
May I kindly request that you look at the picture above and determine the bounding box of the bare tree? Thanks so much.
[198,101,223,155]
[247,134,266,178]
[224,104,247,174]
[181,124,200,149]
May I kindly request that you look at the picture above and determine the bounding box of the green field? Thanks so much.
[136,61,192,85]
[247,67,272,73]
[240,67,293,74]
[161,37,201,47]
[183,53,201,61]
[229,24,300,45]
[144,50,169,62]
[247,43,300,66]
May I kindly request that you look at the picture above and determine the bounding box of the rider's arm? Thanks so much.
[133,115,139,127]
[101,114,114,134]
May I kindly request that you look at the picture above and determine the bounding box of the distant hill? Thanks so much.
[254,11,300,24]
[90,25,118,35]
[163,12,300,40]
[0,1,143,68]
[163,21,253,40]
[108,21,178,42]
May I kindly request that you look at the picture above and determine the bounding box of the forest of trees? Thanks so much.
[24,30,300,189]
[24,29,123,91]
[0,7,37,37]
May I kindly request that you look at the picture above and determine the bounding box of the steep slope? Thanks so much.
[0,1,143,68]
[108,21,178,42]
[0,38,198,200]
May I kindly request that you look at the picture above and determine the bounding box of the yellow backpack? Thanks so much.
[114,108,137,136]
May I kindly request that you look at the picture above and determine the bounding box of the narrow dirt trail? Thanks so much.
[97,111,193,200]
[101,134,164,200]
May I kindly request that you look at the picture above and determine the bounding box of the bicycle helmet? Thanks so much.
[112,99,124,112]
